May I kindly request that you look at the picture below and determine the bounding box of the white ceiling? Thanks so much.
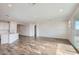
[0,3,77,24]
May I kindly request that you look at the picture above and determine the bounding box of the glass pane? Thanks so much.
[75,21,79,30]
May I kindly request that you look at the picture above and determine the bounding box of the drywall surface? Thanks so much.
[37,21,68,39]
[0,22,9,34]
[0,22,9,44]
[18,24,39,37]
[18,21,68,39]
[29,24,34,36]
[17,24,30,36]
[0,21,18,44]
[10,21,17,33]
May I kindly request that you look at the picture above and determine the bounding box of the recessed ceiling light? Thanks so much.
[59,9,63,12]
[8,4,12,7]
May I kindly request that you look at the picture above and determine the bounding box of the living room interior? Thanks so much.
[0,3,79,55]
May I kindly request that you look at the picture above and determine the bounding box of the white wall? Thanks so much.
[0,22,9,44]
[67,7,79,48]
[29,24,34,36]
[0,21,18,34]
[37,21,67,39]
[0,21,18,44]
[18,24,38,37]
[9,21,19,44]
[18,21,68,39]
[10,21,17,33]
[17,24,30,36]
[0,22,9,34]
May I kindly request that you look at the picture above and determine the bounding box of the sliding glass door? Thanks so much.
[74,20,79,48]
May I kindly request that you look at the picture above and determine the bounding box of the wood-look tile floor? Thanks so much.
[0,36,78,55]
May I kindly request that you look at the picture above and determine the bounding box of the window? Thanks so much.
[75,21,79,30]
